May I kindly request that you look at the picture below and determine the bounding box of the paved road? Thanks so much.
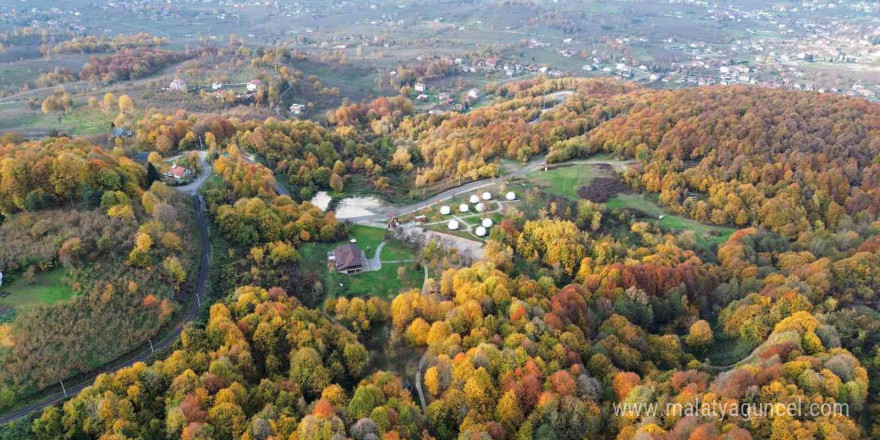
[348,155,548,222]
[0,195,212,425]
[365,241,386,271]
[274,182,289,197]
[172,151,212,196]
[414,352,428,411]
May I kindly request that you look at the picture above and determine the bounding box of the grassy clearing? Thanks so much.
[0,106,118,136]
[606,193,736,245]
[381,240,417,262]
[0,268,76,313]
[349,225,386,259]
[329,263,422,299]
[704,333,756,366]
[526,164,603,200]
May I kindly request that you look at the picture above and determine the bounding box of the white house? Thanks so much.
[289,103,306,115]
[475,202,486,212]
[475,226,487,237]
[481,191,492,200]
[414,82,426,92]
[459,204,470,213]
[505,191,516,200]
[448,220,460,230]
[481,218,494,228]
[439,205,451,215]
[246,79,262,92]
[211,82,223,90]
[169,78,187,92]
[467,88,480,100]
[469,194,480,204]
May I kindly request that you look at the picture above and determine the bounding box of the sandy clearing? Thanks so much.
[334,196,387,219]
[310,191,331,211]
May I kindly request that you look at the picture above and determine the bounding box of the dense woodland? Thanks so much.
[203,147,347,307]
[78,48,204,83]
[0,78,878,440]
[50,33,168,55]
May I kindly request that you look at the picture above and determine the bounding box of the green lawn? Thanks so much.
[329,263,422,299]
[298,224,420,299]
[380,239,417,262]
[0,268,76,314]
[350,225,386,259]
[606,193,736,245]
[527,164,599,200]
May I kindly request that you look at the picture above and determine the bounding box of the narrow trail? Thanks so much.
[703,352,758,373]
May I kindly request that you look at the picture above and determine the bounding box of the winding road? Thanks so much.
[0,169,213,425]
[0,91,619,424]
[346,155,548,223]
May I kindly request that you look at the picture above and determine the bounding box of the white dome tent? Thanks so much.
[475,202,486,212]
[448,220,460,230]
[481,191,492,200]
[439,205,451,215]
[481,218,494,228]
[459,203,470,213]
[469,194,480,204]
[505,191,517,200]
[475,226,487,237]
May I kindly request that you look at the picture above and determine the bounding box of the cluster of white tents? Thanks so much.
[474,217,494,237]
[439,191,514,235]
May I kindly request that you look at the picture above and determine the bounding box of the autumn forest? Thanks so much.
[0,71,878,440]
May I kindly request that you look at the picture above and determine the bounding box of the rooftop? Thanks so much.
[334,242,363,272]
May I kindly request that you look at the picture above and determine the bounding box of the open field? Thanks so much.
[606,193,736,244]
[526,163,615,200]
[0,268,76,313]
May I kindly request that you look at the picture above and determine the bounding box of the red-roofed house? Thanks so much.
[165,163,190,182]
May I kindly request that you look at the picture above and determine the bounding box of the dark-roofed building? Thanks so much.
[333,242,364,274]
[112,127,133,138]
